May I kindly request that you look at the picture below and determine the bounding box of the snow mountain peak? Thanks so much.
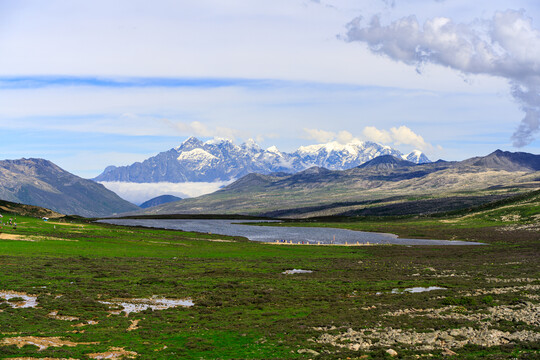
[95,137,430,183]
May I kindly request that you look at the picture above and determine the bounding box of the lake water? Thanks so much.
[98,219,484,246]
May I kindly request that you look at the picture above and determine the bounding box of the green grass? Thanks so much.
[0,212,538,359]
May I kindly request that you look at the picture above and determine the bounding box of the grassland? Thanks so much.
[0,198,538,359]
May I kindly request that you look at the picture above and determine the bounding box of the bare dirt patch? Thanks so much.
[87,347,138,359]
[5,357,78,360]
[0,336,98,351]
[127,319,140,331]
[72,320,99,327]
[0,234,35,241]
[0,234,77,242]
[47,311,79,321]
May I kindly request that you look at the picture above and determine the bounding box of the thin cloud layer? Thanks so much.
[346,9,540,147]
[99,181,233,205]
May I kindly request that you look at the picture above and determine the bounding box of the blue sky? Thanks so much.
[1,0,539,178]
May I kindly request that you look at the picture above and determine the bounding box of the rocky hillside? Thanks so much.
[138,150,540,218]
[94,137,430,183]
[0,158,140,217]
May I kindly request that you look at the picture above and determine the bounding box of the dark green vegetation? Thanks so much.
[0,158,140,217]
[141,150,540,218]
[0,198,64,219]
[0,194,538,359]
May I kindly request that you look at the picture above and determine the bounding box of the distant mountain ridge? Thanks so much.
[94,137,430,183]
[464,150,540,171]
[0,158,140,217]
[139,195,182,209]
[137,150,540,218]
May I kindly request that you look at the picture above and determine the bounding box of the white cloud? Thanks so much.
[390,125,431,150]
[99,180,233,205]
[346,9,540,146]
[303,128,336,143]
[305,125,433,151]
[362,125,432,151]
[362,126,392,144]
[303,128,356,144]
[336,130,354,144]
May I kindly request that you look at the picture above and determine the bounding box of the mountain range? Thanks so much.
[0,158,140,217]
[94,137,430,183]
[1,149,537,219]
[138,150,540,218]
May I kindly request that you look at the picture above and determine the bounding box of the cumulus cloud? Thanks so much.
[303,128,336,143]
[363,125,432,150]
[362,126,392,144]
[304,126,433,151]
[346,9,540,147]
[99,181,233,205]
[390,126,431,149]
[304,128,356,144]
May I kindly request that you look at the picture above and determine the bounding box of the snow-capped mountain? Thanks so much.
[94,137,430,183]
[293,141,404,170]
[403,150,431,164]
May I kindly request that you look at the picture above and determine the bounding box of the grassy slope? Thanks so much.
[0,207,538,359]
[146,165,539,217]
[265,189,540,241]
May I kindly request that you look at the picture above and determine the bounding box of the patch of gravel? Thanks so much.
[462,284,540,296]
[314,326,540,351]
[87,347,137,359]
[384,302,540,326]
[497,223,540,232]
[485,277,537,283]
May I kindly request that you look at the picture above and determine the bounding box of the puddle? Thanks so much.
[99,296,194,315]
[0,336,97,351]
[87,347,138,359]
[0,290,38,308]
[393,286,447,293]
[282,269,313,274]
[377,286,447,295]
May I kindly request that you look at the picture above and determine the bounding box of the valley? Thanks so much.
[137,150,540,218]
[0,189,538,359]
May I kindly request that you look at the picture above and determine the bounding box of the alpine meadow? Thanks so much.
[0,1,539,359]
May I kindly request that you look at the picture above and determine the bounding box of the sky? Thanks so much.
[1,0,540,180]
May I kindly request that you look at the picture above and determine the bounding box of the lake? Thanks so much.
[97,219,484,246]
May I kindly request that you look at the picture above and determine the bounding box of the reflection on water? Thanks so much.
[99,297,194,315]
[97,219,484,246]
[0,291,38,308]
[391,286,447,294]
[282,269,313,274]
